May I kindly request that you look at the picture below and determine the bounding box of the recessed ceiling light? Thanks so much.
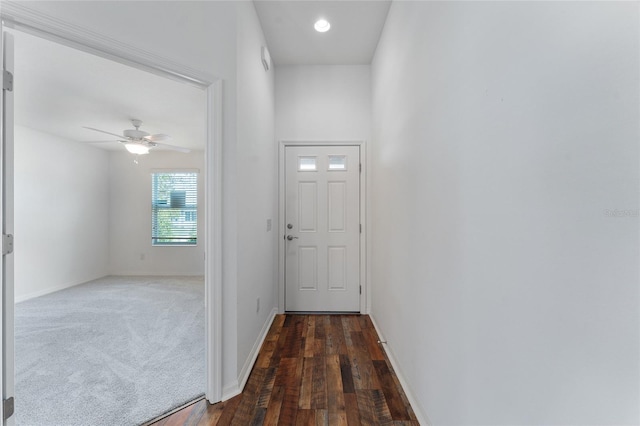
[314,19,331,33]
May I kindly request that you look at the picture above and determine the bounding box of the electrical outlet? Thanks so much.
[256,297,260,313]
[266,219,272,232]
[140,253,145,261]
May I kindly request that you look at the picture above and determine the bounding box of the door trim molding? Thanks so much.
[0,3,223,403]
[278,140,368,314]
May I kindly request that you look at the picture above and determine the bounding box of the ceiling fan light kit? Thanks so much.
[124,143,150,155]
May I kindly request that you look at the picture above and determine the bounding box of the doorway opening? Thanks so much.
[0,6,223,424]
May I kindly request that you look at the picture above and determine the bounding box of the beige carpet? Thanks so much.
[15,276,205,426]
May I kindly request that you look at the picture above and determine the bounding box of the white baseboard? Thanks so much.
[369,314,432,426]
[15,274,204,303]
[221,379,240,401]
[222,307,277,401]
[109,272,204,277]
[15,275,107,303]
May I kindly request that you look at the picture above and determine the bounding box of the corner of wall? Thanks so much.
[221,307,277,401]
[369,313,432,426]
[14,275,109,303]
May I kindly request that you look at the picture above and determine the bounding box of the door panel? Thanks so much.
[298,247,318,290]
[327,246,346,290]
[285,145,360,312]
[327,182,346,232]
[298,182,317,232]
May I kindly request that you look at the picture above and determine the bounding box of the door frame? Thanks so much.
[278,140,368,314]
[0,24,15,426]
[0,3,223,404]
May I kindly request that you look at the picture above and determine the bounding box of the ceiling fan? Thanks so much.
[83,119,190,155]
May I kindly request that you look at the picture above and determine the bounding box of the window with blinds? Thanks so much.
[151,171,198,246]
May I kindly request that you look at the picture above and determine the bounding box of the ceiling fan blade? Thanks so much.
[81,140,120,144]
[144,133,171,142]
[154,142,191,153]
[82,126,127,139]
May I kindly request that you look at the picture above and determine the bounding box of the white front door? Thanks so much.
[284,145,360,312]
[0,25,15,425]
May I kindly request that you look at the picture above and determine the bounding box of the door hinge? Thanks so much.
[359,285,362,295]
[359,163,362,173]
[3,397,14,420]
[3,70,13,92]
[359,224,362,233]
[2,234,14,255]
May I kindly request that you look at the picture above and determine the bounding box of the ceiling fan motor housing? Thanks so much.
[123,128,149,140]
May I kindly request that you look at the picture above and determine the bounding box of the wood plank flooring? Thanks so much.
[151,314,418,425]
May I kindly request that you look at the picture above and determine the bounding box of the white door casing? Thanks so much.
[284,145,360,312]
[0,22,4,424]
[1,24,15,425]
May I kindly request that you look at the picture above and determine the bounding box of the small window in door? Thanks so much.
[298,156,317,171]
[328,155,347,171]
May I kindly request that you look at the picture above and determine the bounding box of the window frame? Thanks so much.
[151,169,199,247]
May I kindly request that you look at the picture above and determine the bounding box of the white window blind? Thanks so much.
[151,172,198,246]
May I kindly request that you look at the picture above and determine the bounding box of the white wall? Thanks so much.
[14,126,204,301]
[21,1,237,80]
[108,150,205,276]
[275,65,371,142]
[371,2,639,425]
[275,65,371,313]
[232,0,277,392]
[14,126,109,301]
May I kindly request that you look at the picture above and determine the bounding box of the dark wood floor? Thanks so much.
[151,314,418,425]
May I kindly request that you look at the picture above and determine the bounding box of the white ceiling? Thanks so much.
[11,29,206,152]
[254,0,391,65]
[9,1,390,153]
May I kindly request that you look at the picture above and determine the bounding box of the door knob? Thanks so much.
[286,235,299,241]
